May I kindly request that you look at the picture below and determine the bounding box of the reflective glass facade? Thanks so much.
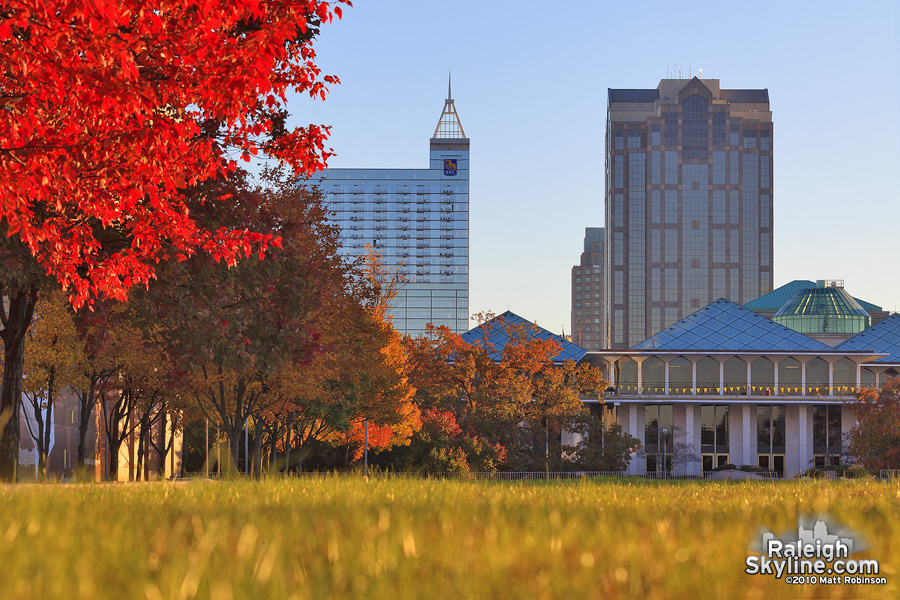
[605,79,774,348]
[309,98,469,335]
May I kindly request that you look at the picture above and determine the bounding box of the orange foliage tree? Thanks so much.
[268,250,420,471]
[848,377,900,470]
[21,290,81,477]
[400,314,609,471]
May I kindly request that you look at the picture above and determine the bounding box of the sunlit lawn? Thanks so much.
[0,477,897,599]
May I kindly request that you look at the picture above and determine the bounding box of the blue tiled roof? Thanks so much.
[836,313,900,363]
[632,298,834,352]
[460,311,586,363]
[744,280,882,313]
[744,281,816,312]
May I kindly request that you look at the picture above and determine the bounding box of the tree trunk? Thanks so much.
[252,419,263,479]
[136,413,146,482]
[76,376,97,468]
[0,283,38,482]
[285,430,291,475]
[230,428,241,476]
[156,414,169,479]
[40,385,53,479]
[108,435,120,482]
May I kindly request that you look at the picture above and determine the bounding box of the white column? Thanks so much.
[683,404,698,475]
[636,359,643,397]
[773,359,779,394]
[719,360,724,395]
[742,404,755,466]
[691,360,697,396]
[801,361,807,396]
[728,403,741,468]
[796,405,809,476]
[746,359,752,395]
[664,360,670,395]
[627,404,642,475]
[828,361,834,397]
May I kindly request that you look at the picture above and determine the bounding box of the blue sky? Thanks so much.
[289,0,900,336]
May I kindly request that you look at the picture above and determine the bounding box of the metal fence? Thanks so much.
[259,470,781,481]
[880,469,900,480]
[609,383,870,398]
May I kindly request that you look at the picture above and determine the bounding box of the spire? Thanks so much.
[433,74,466,139]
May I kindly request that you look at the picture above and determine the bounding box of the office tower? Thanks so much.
[571,227,605,350]
[311,84,469,335]
[605,77,773,348]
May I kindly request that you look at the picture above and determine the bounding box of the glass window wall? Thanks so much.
[645,404,674,473]
[669,357,692,394]
[757,405,786,475]
[697,357,720,395]
[701,404,729,470]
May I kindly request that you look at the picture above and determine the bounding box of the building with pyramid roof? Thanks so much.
[744,279,888,329]
[304,78,470,335]
[461,311,586,364]
[580,297,900,478]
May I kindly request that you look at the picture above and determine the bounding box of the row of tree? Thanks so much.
[17,169,415,480]
[17,166,640,480]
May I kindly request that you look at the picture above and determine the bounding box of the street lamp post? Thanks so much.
[656,428,661,475]
[662,428,668,476]
[364,420,369,480]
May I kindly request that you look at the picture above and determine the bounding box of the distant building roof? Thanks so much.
[460,311,586,363]
[608,89,659,103]
[744,281,818,312]
[631,298,833,352]
[744,280,882,313]
[836,313,900,363]
[718,89,770,103]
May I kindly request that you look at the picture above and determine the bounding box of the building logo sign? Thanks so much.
[443,158,458,176]
[745,515,885,587]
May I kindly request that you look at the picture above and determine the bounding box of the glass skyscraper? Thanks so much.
[310,89,469,335]
[571,227,605,350]
[605,77,773,348]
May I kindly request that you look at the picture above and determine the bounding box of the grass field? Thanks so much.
[0,478,898,599]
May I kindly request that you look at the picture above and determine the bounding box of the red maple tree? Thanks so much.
[0,0,349,479]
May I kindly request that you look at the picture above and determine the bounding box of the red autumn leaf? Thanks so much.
[0,0,351,308]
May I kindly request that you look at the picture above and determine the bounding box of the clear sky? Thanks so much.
[288,0,900,336]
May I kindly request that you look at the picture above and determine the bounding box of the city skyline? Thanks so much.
[288,1,900,338]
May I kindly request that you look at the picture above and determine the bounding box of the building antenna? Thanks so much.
[448,70,452,100]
